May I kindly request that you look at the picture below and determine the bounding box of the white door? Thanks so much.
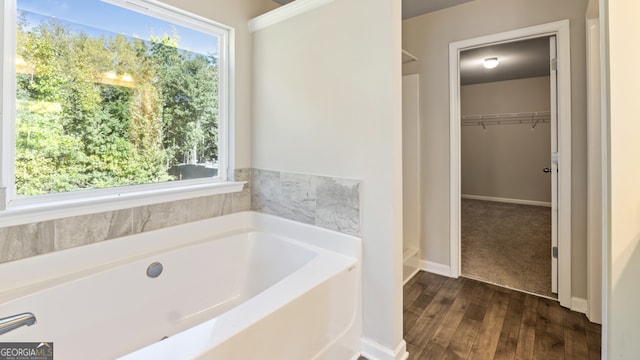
[549,35,559,294]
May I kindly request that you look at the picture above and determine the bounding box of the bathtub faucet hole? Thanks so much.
[147,262,163,278]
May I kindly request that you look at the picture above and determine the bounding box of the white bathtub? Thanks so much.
[0,212,362,359]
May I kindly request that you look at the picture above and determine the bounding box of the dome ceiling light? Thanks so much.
[483,57,499,69]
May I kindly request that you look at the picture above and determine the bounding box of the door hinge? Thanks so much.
[553,246,558,259]
[551,58,557,71]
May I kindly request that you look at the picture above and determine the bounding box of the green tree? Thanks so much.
[15,12,219,195]
[150,34,219,165]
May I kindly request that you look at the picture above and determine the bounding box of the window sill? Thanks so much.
[0,181,246,227]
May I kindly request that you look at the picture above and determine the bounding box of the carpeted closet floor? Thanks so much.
[461,199,555,298]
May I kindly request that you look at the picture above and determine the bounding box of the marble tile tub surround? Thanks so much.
[0,169,251,264]
[251,169,361,236]
[0,168,361,264]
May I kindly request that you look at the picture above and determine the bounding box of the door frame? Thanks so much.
[586,15,602,323]
[448,20,572,307]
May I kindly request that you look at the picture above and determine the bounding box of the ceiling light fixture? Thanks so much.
[483,57,499,69]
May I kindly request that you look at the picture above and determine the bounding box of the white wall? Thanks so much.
[252,0,405,357]
[604,0,640,357]
[403,74,421,255]
[461,76,551,203]
[161,0,278,169]
[461,76,551,115]
[402,0,589,298]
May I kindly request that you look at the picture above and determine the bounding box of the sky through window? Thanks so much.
[17,0,218,56]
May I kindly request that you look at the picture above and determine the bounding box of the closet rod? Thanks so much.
[461,111,550,122]
[461,118,550,127]
[461,111,551,129]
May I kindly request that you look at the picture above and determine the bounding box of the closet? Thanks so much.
[460,73,554,297]
[460,78,551,205]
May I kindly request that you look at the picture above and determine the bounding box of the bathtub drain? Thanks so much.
[147,262,163,278]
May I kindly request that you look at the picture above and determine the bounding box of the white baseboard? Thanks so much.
[360,338,408,360]
[419,260,453,277]
[571,297,588,314]
[403,267,420,285]
[403,252,420,285]
[462,194,551,207]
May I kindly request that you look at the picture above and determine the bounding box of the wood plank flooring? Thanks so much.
[402,271,601,360]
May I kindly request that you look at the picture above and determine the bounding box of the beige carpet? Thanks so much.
[461,199,555,298]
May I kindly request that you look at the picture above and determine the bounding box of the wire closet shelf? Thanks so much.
[461,111,551,130]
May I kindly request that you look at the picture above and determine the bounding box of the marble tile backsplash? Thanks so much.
[251,169,361,236]
[0,170,250,264]
[0,168,360,264]
[0,222,54,263]
[315,176,361,235]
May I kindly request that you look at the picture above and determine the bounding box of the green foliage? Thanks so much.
[15,13,220,195]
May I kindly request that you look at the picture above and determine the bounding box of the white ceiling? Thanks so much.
[460,37,551,85]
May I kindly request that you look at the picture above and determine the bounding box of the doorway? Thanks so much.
[448,20,573,307]
[459,36,555,297]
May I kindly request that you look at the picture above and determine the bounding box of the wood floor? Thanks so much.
[402,271,601,360]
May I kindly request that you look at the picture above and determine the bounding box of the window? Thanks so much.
[1,0,233,213]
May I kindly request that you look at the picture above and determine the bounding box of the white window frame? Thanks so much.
[0,0,241,226]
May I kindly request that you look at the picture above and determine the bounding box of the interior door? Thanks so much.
[550,35,559,294]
